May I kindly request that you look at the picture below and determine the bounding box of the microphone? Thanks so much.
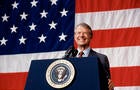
[63,46,78,58]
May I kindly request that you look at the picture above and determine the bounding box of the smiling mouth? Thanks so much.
[78,38,86,41]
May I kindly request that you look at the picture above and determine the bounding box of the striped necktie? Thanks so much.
[79,51,84,57]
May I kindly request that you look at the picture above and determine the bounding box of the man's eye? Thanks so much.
[75,32,80,34]
[75,32,89,35]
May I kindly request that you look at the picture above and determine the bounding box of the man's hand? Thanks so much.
[108,79,114,90]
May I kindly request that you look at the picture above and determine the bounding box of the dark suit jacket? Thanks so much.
[88,49,111,79]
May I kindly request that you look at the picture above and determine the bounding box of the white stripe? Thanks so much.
[114,86,140,90]
[93,46,140,67]
[75,8,140,30]
[0,51,65,73]
[0,46,139,72]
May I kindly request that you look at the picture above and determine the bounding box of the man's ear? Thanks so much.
[90,31,93,39]
[90,34,93,39]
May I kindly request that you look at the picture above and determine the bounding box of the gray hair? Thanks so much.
[75,22,93,37]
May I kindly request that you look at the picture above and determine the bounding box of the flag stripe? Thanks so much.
[115,86,140,90]
[76,0,140,13]
[75,8,140,30]
[111,66,140,86]
[0,51,65,73]
[0,72,28,90]
[90,27,140,48]
[0,46,140,72]
[0,66,140,90]
[94,46,140,67]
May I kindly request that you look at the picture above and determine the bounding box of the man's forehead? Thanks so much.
[75,26,90,32]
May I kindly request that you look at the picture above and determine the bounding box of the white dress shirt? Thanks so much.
[76,47,90,57]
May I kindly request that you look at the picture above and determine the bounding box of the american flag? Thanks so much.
[0,0,140,90]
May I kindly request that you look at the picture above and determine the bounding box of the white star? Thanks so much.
[20,12,28,20]
[11,1,19,9]
[49,21,57,30]
[1,13,9,22]
[40,10,48,18]
[38,34,47,43]
[50,0,58,5]
[19,36,27,44]
[29,23,36,31]
[10,25,18,33]
[30,0,38,7]
[0,37,8,46]
[59,32,67,41]
[60,8,68,17]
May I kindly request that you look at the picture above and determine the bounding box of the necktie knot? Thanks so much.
[79,51,84,57]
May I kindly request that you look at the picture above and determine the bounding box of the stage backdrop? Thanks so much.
[0,0,140,90]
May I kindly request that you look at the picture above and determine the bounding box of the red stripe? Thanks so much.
[111,66,140,86]
[0,67,140,89]
[90,27,140,48]
[76,0,140,13]
[0,72,28,90]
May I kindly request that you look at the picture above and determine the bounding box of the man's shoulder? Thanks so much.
[90,49,107,58]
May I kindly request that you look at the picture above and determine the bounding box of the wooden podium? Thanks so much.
[25,57,108,90]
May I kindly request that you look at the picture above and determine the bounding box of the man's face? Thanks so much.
[74,26,92,47]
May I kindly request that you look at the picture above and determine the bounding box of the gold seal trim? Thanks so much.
[46,59,75,89]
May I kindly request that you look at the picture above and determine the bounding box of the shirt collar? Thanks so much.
[77,47,90,57]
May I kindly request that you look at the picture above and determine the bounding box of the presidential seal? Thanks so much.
[46,59,75,89]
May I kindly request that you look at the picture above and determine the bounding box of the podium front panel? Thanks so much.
[25,57,108,90]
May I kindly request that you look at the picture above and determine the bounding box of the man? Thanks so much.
[64,23,114,90]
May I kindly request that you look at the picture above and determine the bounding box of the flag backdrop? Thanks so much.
[0,0,140,90]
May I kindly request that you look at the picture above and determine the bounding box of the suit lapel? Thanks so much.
[88,49,97,57]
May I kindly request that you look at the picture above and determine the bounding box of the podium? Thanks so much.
[25,57,108,90]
